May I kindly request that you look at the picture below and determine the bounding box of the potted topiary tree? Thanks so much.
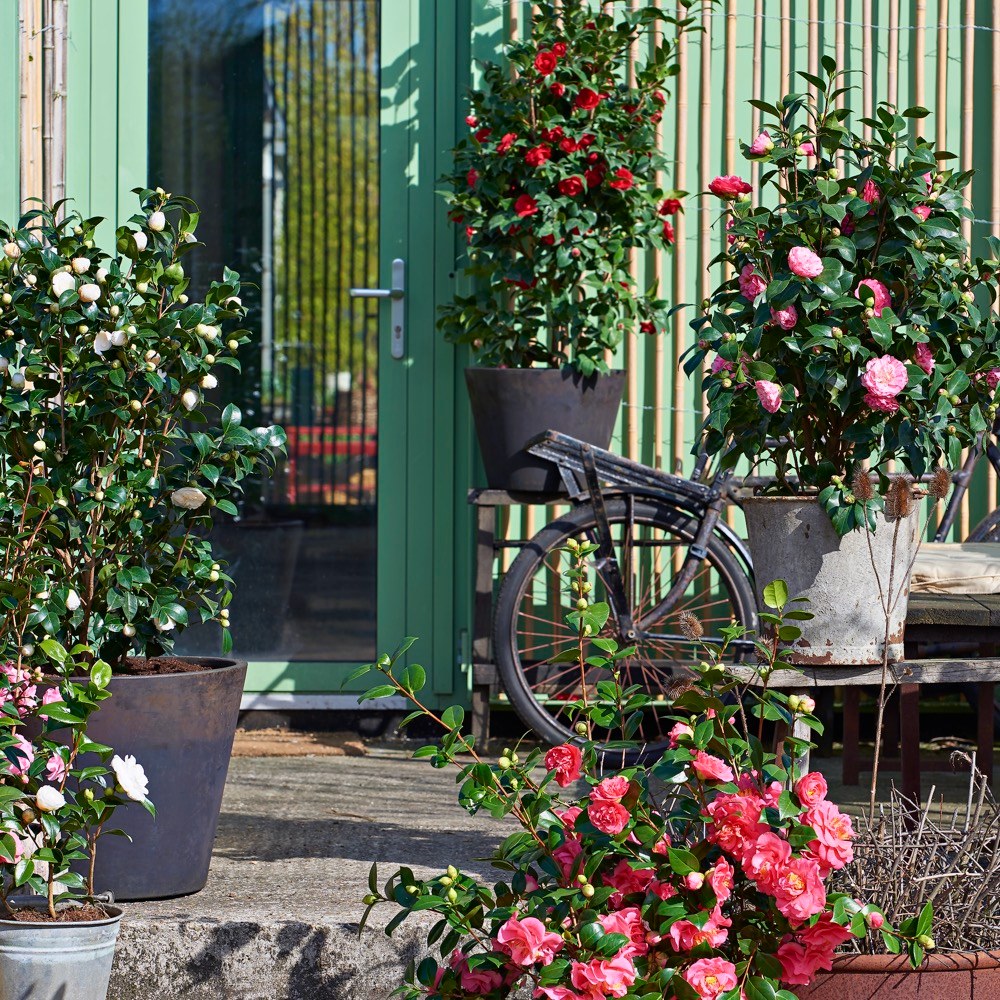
[689,60,1000,663]
[440,1,691,491]
[0,193,284,899]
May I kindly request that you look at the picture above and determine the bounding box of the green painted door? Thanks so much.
[53,0,464,706]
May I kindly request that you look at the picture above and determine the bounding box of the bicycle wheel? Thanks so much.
[966,508,1000,542]
[493,497,757,751]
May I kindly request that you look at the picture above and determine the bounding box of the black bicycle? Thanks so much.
[492,428,1000,752]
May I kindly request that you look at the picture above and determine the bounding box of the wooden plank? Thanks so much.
[906,593,993,627]
[733,658,1000,688]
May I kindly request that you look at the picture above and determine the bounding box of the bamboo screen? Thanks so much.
[479,0,1000,552]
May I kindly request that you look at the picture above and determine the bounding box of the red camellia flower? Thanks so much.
[579,134,596,148]
[514,194,539,218]
[464,115,477,127]
[708,174,753,198]
[524,144,552,167]
[575,88,601,111]
[584,166,605,188]
[543,126,564,142]
[543,744,582,786]
[558,176,585,197]
[534,50,558,75]
[550,82,566,98]
[652,90,666,105]
[466,169,479,188]
[497,132,517,153]
[609,168,634,190]
[659,197,681,215]
[540,234,556,246]
[559,137,580,154]
[662,219,675,243]
[474,127,492,143]
[552,41,567,57]
[639,321,656,334]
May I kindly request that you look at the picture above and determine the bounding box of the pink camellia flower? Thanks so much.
[987,369,1000,391]
[788,246,824,279]
[798,140,816,156]
[45,754,69,784]
[705,793,767,860]
[544,744,582,787]
[913,204,932,221]
[748,130,774,155]
[41,687,62,705]
[868,910,886,929]
[755,379,783,414]
[602,859,655,897]
[599,908,650,958]
[556,805,582,833]
[552,837,583,881]
[803,799,855,874]
[709,356,734,376]
[708,175,752,199]
[854,277,891,316]
[496,915,563,966]
[762,780,784,807]
[449,951,504,994]
[738,263,768,301]
[7,735,34,778]
[534,988,578,1000]
[707,857,734,904]
[691,751,735,784]
[570,954,636,1000]
[795,771,828,807]
[915,342,935,375]
[772,855,827,924]
[923,170,934,192]
[591,776,630,803]
[589,799,631,836]
[799,912,855,969]
[668,909,731,952]
[776,941,819,986]
[0,830,28,865]
[861,179,881,204]
[770,304,798,330]
[683,957,739,1000]
[745,831,793,892]
[668,721,694,746]
[840,212,855,236]
[860,356,908,412]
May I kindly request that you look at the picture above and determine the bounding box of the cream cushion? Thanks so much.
[911,542,1000,595]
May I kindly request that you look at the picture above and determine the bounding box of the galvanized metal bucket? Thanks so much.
[0,897,122,1000]
[742,495,918,665]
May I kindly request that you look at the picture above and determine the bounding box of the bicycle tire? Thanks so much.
[493,497,757,752]
[966,508,1000,543]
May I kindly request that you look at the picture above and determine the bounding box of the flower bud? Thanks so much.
[787,694,801,711]
[110,329,127,347]
[32,440,46,454]
[96,267,108,283]
[132,231,148,253]
[581,884,595,898]
[575,722,588,735]
[200,374,218,389]
[181,389,199,411]
[798,695,816,714]
[917,935,935,950]
[36,786,66,813]
[2,242,20,260]
[123,624,136,637]
[65,589,81,611]
[866,911,884,929]
[51,271,76,297]
[147,211,166,232]
[683,872,705,890]
[446,888,458,903]
[228,339,239,350]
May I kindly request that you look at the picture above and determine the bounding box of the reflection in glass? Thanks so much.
[149,0,380,662]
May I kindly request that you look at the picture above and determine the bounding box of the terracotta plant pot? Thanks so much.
[465,367,625,493]
[799,949,1000,999]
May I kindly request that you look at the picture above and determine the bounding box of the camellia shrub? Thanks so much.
[0,193,284,670]
[688,60,1000,533]
[356,557,930,999]
[439,1,695,375]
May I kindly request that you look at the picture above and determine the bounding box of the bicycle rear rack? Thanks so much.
[526,430,719,508]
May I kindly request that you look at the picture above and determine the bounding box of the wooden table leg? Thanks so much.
[899,683,921,803]
[842,687,860,785]
[978,682,995,789]
[470,505,497,745]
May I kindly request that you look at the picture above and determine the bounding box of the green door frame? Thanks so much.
[5,0,471,709]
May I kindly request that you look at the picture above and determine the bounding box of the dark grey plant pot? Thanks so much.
[84,657,247,900]
[465,367,625,493]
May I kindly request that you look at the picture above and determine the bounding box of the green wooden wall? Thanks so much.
[0,3,20,223]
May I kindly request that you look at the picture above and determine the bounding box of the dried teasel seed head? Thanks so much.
[678,611,704,640]
[850,467,875,503]
[884,475,914,521]
[928,467,952,500]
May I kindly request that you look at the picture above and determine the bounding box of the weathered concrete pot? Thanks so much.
[0,897,122,1000]
[742,496,918,665]
[84,658,247,900]
[799,949,1000,999]
[465,367,625,492]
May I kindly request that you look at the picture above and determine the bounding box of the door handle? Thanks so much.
[350,258,405,359]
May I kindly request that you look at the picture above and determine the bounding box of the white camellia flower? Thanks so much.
[109,329,127,347]
[93,331,113,355]
[0,358,8,372]
[71,257,90,275]
[65,589,81,611]
[200,374,218,390]
[195,323,219,341]
[225,295,242,309]
[147,211,166,232]
[111,754,149,802]
[95,267,108,283]
[9,370,25,389]
[50,271,75,297]
[181,389,199,411]
[2,242,20,260]
[170,487,207,510]
[132,231,148,253]
[153,617,175,632]
[36,786,66,813]
[78,283,101,303]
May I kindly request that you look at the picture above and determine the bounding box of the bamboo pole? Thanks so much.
[936,0,948,151]
[861,0,873,142]
[780,0,790,97]
[625,0,639,462]
[672,0,688,472]
[961,0,973,248]
[50,0,66,210]
[915,1,927,110]
[750,0,763,192]
[808,0,818,92]
[19,0,44,211]
[722,0,736,286]
[698,1,712,427]
[652,8,664,472]
[887,0,899,111]
[835,0,845,170]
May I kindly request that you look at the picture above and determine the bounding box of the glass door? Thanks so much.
[147,0,415,695]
